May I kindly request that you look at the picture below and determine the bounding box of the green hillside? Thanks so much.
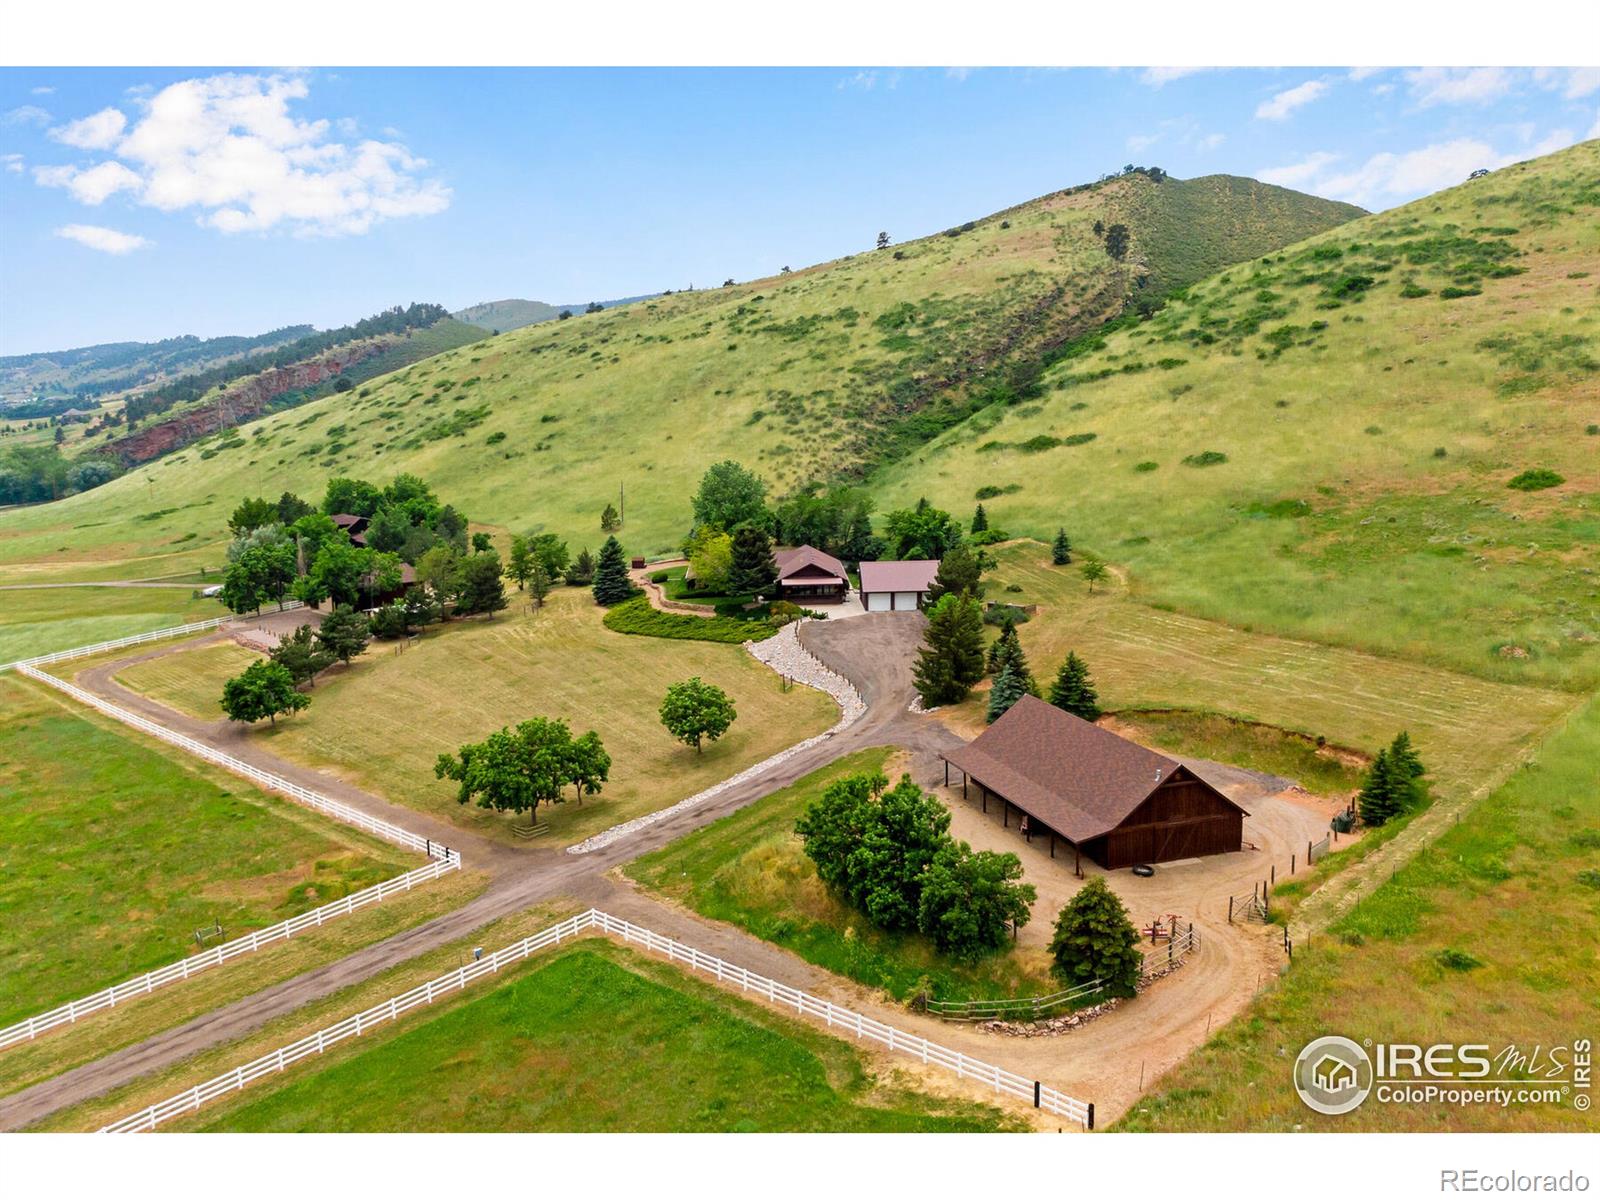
[876,140,1600,688]
[452,298,566,332]
[0,170,1359,582]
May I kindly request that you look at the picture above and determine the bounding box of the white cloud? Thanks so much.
[1347,67,1384,82]
[55,224,150,254]
[35,160,142,204]
[1126,132,1160,153]
[31,86,55,96]
[838,70,878,90]
[50,107,126,149]
[1256,79,1329,121]
[1405,67,1512,107]
[27,72,450,237]
[1564,68,1600,99]
[1258,151,1341,189]
[1197,132,1226,151]
[2,153,23,174]
[1273,130,1580,208]
[1139,67,1214,87]
[4,104,51,127]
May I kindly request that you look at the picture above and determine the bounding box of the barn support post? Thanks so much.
[963,773,968,801]
[1050,831,1056,859]
[1074,846,1082,879]
[1003,801,1008,829]
[1228,896,1234,924]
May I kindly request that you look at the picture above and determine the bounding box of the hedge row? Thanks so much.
[601,595,779,644]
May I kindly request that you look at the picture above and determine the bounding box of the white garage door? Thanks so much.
[866,591,892,612]
[893,591,920,610]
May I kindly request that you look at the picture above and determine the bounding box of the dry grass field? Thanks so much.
[110,588,838,846]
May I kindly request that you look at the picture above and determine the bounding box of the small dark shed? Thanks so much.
[940,695,1247,870]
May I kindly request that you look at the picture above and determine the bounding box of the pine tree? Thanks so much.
[600,502,621,532]
[986,661,1028,723]
[924,542,984,605]
[1048,651,1101,721]
[1388,731,1425,783]
[912,593,986,707]
[315,604,370,664]
[565,547,596,587]
[1357,748,1401,827]
[727,524,779,596]
[985,620,1034,691]
[592,536,634,606]
[1049,877,1143,997]
[971,503,988,534]
[1051,527,1072,566]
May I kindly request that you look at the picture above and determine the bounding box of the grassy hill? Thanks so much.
[876,140,1600,689]
[0,170,1360,582]
[453,295,658,333]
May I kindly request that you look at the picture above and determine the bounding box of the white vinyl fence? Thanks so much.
[0,604,303,673]
[100,909,1095,1133]
[0,857,459,1052]
[17,663,457,863]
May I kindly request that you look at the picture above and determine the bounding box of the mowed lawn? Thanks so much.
[115,588,839,847]
[627,749,1056,1003]
[112,640,263,720]
[966,542,1573,797]
[0,584,225,665]
[0,675,412,1027]
[192,947,1021,1132]
[1119,690,1600,1132]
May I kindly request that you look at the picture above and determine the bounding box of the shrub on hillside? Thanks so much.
[1182,450,1228,467]
[1507,468,1564,491]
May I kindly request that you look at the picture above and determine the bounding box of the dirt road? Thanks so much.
[2,608,1290,1131]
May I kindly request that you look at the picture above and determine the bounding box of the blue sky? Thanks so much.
[2,66,1595,354]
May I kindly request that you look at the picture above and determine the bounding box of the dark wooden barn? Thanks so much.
[940,695,1247,870]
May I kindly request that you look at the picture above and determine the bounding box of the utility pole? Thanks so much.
[619,482,625,527]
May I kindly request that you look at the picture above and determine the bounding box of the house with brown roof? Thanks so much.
[773,545,850,604]
[940,695,1247,871]
[330,512,370,547]
[859,559,939,611]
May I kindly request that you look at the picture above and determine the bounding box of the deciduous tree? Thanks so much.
[454,552,508,618]
[659,676,737,753]
[917,844,1035,961]
[691,461,771,534]
[220,660,309,727]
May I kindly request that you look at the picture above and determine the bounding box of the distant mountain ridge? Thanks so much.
[453,294,661,333]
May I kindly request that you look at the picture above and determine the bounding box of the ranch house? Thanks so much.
[858,559,939,611]
[940,695,1247,871]
[773,545,850,604]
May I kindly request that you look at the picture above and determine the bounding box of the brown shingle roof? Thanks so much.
[941,695,1246,843]
[859,559,939,594]
[774,545,848,583]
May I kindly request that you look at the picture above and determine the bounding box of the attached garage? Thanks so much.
[859,560,939,612]
[940,695,1247,871]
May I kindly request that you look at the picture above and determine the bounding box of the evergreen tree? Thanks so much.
[600,501,621,532]
[1048,652,1101,721]
[985,618,1032,688]
[1388,731,1425,783]
[454,552,509,618]
[270,623,335,686]
[971,503,988,534]
[912,593,986,707]
[316,604,370,664]
[592,536,635,606]
[986,661,1029,724]
[727,524,779,597]
[1049,877,1143,997]
[1051,527,1073,566]
[1358,745,1421,827]
[924,542,984,605]
[565,546,596,587]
